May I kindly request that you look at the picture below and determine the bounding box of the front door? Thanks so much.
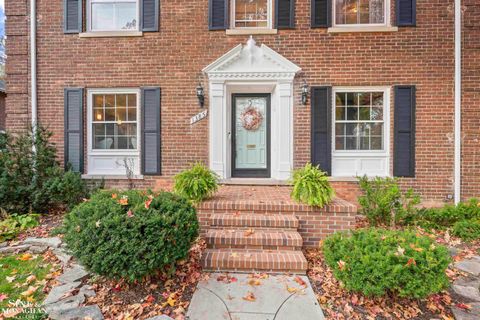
[232,94,271,178]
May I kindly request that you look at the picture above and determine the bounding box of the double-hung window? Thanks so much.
[333,0,389,27]
[88,0,139,32]
[332,88,390,177]
[232,0,273,29]
[87,89,141,176]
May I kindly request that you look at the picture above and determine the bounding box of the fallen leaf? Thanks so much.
[456,303,471,310]
[0,294,7,302]
[230,252,239,258]
[145,295,155,304]
[127,210,134,218]
[26,275,36,284]
[406,258,417,267]
[145,199,153,209]
[6,276,16,283]
[247,279,261,286]
[242,292,256,302]
[20,286,38,296]
[286,285,297,293]
[111,193,118,199]
[337,260,346,271]
[18,253,33,261]
[294,276,307,287]
[95,220,101,228]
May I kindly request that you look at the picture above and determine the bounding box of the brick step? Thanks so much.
[206,229,303,250]
[210,213,299,229]
[201,249,308,274]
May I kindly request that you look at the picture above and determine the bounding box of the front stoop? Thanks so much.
[198,186,357,274]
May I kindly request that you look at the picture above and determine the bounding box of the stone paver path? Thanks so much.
[453,255,480,319]
[186,273,324,320]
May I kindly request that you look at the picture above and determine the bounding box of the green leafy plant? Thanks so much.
[323,228,451,298]
[0,214,40,242]
[358,176,420,227]
[0,126,93,214]
[451,219,480,241]
[173,163,219,203]
[63,190,199,281]
[291,163,334,207]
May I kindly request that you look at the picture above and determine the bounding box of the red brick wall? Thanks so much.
[0,93,5,131]
[5,0,476,202]
[461,1,480,200]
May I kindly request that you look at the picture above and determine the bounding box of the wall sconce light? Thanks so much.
[301,80,309,105]
[196,83,205,108]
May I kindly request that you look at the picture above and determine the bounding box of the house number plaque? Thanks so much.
[190,110,208,125]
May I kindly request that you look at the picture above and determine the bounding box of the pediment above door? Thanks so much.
[203,36,301,81]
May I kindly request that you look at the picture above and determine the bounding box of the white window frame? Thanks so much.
[230,0,273,30]
[332,0,391,28]
[87,88,141,176]
[332,87,391,177]
[87,0,140,32]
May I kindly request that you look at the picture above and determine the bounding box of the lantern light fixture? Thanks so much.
[196,83,205,108]
[301,80,309,105]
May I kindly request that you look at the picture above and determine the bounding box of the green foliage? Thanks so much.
[323,228,451,299]
[174,163,219,203]
[0,126,92,214]
[452,220,480,241]
[0,214,40,242]
[63,190,199,281]
[358,176,420,227]
[291,163,334,207]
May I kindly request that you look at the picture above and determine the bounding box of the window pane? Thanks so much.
[93,95,104,108]
[335,0,346,24]
[127,94,137,107]
[116,2,137,30]
[371,107,383,120]
[94,109,104,121]
[345,0,358,24]
[347,107,358,120]
[128,124,137,136]
[336,107,346,120]
[359,0,370,24]
[117,137,128,149]
[346,93,356,106]
[370,0,385,24]
[335,123,346,136]
[359,107,370,120]
[346,123,357,136]
[105,108,115,121]
[335,0,385,25]
[336,93,346,106]
[127,108,136,121]
[359,92,371,106]
[360,137,370,150]
[346,137,357,150]
[92,3,114,30]
[116,107,127,122]
[235,0,269,28]
[93,123,105,136]
[371,137,383,150]
[105,95,115,108]
[372,92,384,106]
[371,123,383,136]
[336,137,345,150]
[106,123,115,135]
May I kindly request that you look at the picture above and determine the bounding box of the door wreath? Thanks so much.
[240,105,264,131]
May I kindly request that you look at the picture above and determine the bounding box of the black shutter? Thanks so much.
[394,86,416,177]
[396,0,416,26]
[141,87,161,175]
[141,0,160,32]
[275,0,295,29]
[64,88,84,173]
[311,86,332,175]
[311,0,331,28]
[63,0,82,33]
[209,0,229,30]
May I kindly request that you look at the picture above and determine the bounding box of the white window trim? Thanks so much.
[87,88,142,176]
[87,0,140,33]
[230,0,273,30]
[332,86,391,177]
[332,0,391,28]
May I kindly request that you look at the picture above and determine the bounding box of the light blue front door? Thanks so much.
[232,95,270,178]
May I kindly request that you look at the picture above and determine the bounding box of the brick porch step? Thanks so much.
[206,229,303,250]
[210,213,298,229]
[201,249,308,274]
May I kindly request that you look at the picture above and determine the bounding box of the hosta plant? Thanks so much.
[290,163,334,207]
[174,163,219,203]
[63,190,199,281]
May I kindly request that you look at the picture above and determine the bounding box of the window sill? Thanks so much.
[328,26,398,33]
[82,174,144,180]
[226,29,278,35]
[79,31,143,38]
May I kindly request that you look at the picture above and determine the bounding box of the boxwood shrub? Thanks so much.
[323,228,451,299]
[63,190,199,281]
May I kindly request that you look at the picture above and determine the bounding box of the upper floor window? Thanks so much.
[232,0,272,29]
[334,0,387,26]
[88,0,139,32]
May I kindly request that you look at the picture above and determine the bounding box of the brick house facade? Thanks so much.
[4,0,479,203]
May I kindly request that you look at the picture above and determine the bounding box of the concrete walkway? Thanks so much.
[186,273,324,320]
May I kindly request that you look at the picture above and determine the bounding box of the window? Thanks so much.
[335,91,385,151]
[92,93,138,150]
[232,0,272,29]
[88,0,139,32]
[334,0,387,26]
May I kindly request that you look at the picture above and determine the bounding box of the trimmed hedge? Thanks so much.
[323,228,451,298]
[63,190,199,281]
